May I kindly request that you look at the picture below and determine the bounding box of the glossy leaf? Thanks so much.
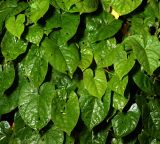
[107,74,128,96]
[112,104,140,137]
[26,24,43,45]
[51,90,80,135]
[83,68,107,98]
[38,126,64,144]
[79,127,109,144]
[42,38,79,76]
[113,92,128,111]
[29,0,50,23]
[78,41,93,71]
[85,12,122,43]
[51,0,99,13]
[10,113,41,144]
[0,121,12,144]
[65,135,75,144]
[5,14,25,39]
[124,35,160,75]
[0,62,15,96]
[79,89,111,129]
[19,82,55,130]
[93,38,117,68]
[1,31,27,61]
[102,0,142,15]
[0,0,17,31]
[133,71,155,94]
[21,45,48,87]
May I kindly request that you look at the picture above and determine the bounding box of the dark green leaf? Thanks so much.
[133,71,155,94]
[0,62,15,95]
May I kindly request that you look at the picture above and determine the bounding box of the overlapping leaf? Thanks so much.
[83,68,107,98]
[51,89,80,135]
[1,31,27,61]
[19,82,55,130]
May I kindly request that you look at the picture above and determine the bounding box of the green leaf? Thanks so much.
[51,0,99,13]
[112,104,140,137]
[29,0,50,23]
[57,13,80,45]
[0,121,12,144]
[79,89,111,129]
[113,92,128,111]
[85,12,122,43]
[93,38,118,68]
[114,53,135,80]
[112,138,123,144]
[42,38,79,76]
[83,68,107,98]
[108,0,142,15]
[5,14,25,39]
[18,82,55,130]
[78,41,93,71]
[38,126,64,144]
[26,24,43,45]
[65,135,75,144]
[0,0,17,31]
[79,127,109,144]
[1,31,27,61]
[0,62,15,96]
[51,90,80,135]
[124,35,160,75]
[133,71,155,94]
[108,74,128,96]
[21,45,48,87]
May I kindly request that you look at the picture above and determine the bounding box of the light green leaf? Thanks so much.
[108,74,128,96]
[104,0,142,15]
[19,82,55,130]
[0,0,17,31]
[5,14,25,39]
[85,11,122,42]
[112,104,140,137]
[133,71,155,94]
[1,31,27,61]
[115,53,135,80]
[51,90,80,135]
[29,0,50,23]
[124,35,160,75]
[79,42,93,71]
[83,68,107,98]
[93,38,117,68]
[113,92,128,111]
[79,89,111,129]
[26,24,43,45]
[22,45,48,87]
[0,62,15,96]
[38,126,64,144]
[42,38,79,76]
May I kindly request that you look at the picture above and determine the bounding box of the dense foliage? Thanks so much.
[0,0,160,143]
